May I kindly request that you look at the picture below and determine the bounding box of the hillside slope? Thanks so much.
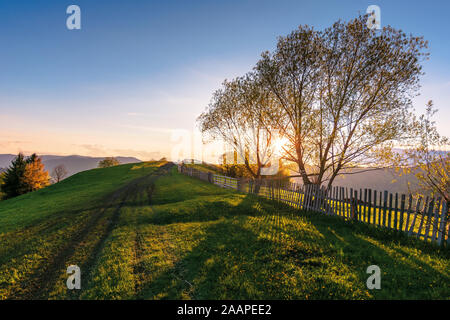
[0,164,448,299]
[0,154,141,178]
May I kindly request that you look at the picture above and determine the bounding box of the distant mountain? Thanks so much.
[0,154,141,179]
[289,167,422,196]
[0,154,16,168]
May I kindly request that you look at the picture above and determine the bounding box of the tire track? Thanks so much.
[11,163,173,299]
[133,163,173,297]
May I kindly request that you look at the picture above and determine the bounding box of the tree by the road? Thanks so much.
[52,164,68,183]
[198,74,279,179]
[255,15,428,188]
[98,157,121,168]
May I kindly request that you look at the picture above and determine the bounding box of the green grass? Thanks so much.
[0,161,165,299]
[184,163,220,174]
[0,161,163,233]
[246,186,447,242]
[0,163,448,299]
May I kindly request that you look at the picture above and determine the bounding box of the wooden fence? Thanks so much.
[178,164,449,246]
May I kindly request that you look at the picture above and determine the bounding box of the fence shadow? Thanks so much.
[134,193,449,300]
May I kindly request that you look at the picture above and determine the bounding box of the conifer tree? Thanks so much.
[0,153,50,199]
[1,153,28,199]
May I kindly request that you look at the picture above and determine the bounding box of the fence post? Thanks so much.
[399,194,405,232]
[437,201,447,246]
[351,190,357,220]
[408,196,422,236]
[417,197,430,239]
[424,198,435,242]
[382,191,388,227]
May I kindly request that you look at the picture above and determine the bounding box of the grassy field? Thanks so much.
[184,163,220,173]
[0,163,448,299]
[220,182,448,242]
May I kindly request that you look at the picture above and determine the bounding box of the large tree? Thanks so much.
[256,15,428,188]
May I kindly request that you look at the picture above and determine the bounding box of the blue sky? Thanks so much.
[0,0,449,160]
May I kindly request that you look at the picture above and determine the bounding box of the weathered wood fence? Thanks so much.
[178,164,449,247]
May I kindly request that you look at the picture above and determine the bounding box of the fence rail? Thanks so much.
[178,164,450,246]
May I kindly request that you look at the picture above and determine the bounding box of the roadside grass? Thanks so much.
[80,167,450,300]
[0,161,164,233]
[184,163,220,174]
[0,163,448,299]
[0,161,165,299]
[245,186,447,241]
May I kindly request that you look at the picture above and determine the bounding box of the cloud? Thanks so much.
[112,149,163,160]
[79,144,109,156]
[76,144,164,161]
[115,124,174,133]
[126,112,145,116]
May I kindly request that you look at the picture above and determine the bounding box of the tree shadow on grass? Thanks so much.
[143,194,266,226]
[134,196,450,300]
[292,211,450,299]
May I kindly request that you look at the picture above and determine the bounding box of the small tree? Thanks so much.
[52,164,68,183]
[1,153,28,199]
[1,153,50,199]
[397,101,449,205]
[23,155,50,192]
[98,157,120,168]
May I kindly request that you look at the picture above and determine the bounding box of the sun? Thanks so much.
[273,137,289,154]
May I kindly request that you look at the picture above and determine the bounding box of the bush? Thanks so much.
[98,157,120,168]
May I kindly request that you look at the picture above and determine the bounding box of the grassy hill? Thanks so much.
[0,154,141,179]
[0,162,448,299]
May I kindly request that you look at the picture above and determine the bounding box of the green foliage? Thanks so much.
[98,157,120,168]
[1,153,27,199]
[0,161,164,299]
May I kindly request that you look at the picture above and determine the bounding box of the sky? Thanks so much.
[0,0,449,161]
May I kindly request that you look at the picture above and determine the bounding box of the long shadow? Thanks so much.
[0,165,171,266]
[134,194,449,299]
[142,195,266,226]
[4,164,173,299]
[133,195,349,299]
[292,211,450,299]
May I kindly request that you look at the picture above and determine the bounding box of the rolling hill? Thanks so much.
[0,162,447,299]
[0,154,141,177]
